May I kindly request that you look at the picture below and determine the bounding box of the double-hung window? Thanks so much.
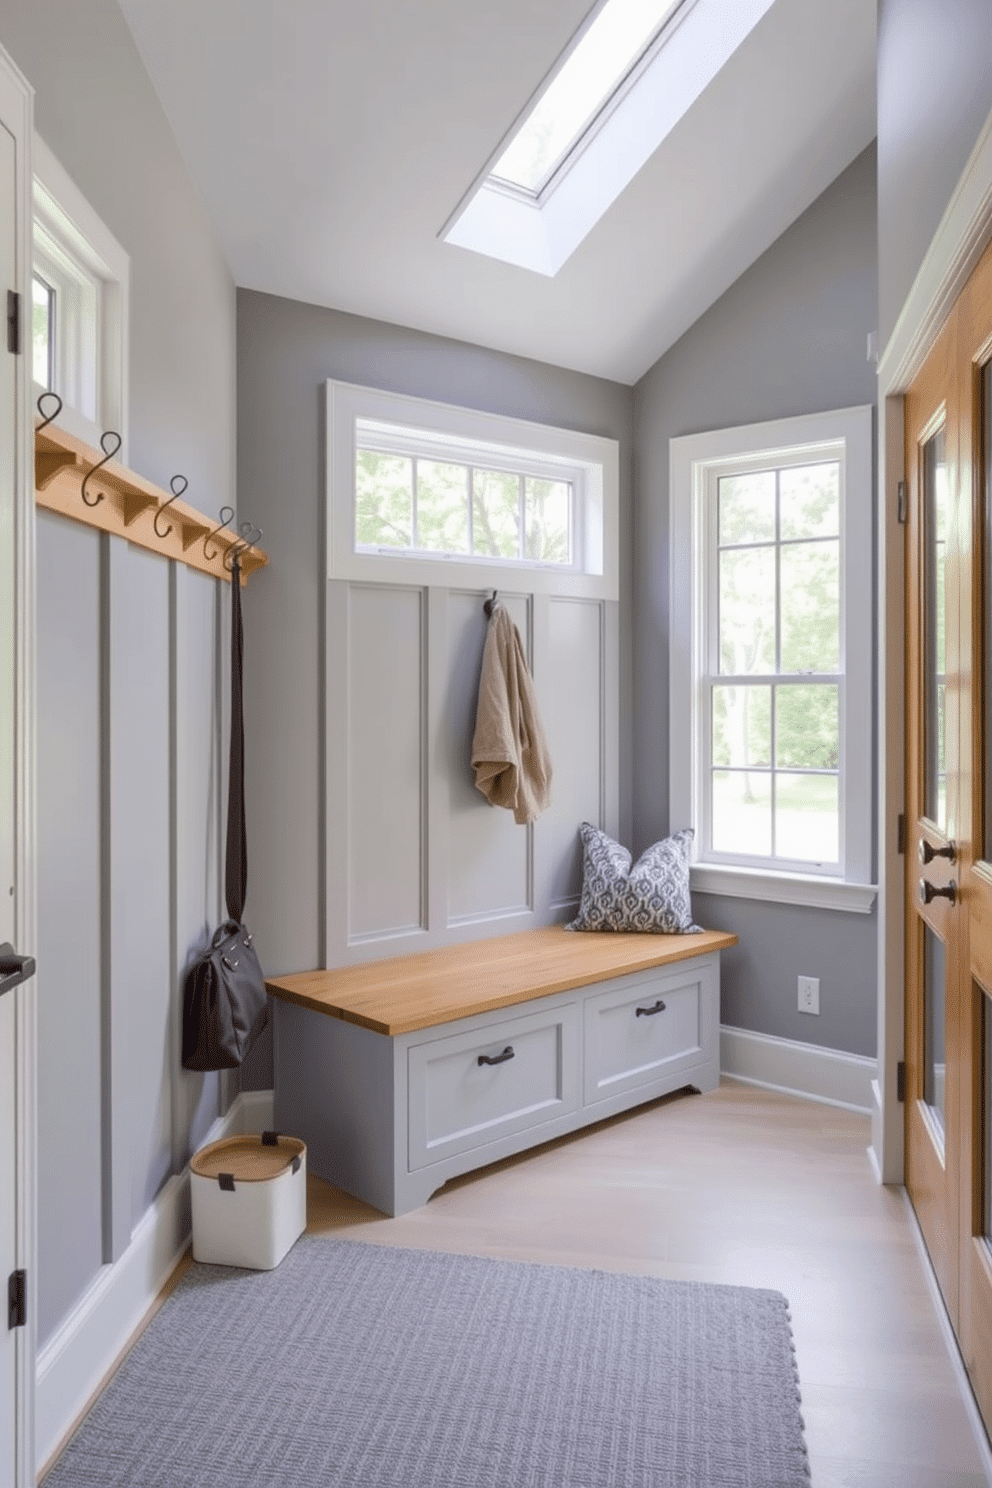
[669,406,875,911]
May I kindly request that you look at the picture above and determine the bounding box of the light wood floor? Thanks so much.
[42,1078,992,1486]
[303,1078,992,1488]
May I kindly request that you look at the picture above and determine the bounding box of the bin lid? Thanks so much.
[190,1133,305,1182]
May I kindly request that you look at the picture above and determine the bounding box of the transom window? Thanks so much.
[356,420,575,567]
[327,382,619,601]
[669,407,874,912]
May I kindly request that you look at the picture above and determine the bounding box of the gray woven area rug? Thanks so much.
[45,1238,810,1488]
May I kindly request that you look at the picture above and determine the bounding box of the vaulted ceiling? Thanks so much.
[116,0,876,384]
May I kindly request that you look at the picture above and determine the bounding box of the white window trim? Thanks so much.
[669,405,877,913]
[33,135,129,456]
[327,380,619,601]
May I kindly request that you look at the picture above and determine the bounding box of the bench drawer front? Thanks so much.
[583,964,710,1107]
[408,1003,580,1171]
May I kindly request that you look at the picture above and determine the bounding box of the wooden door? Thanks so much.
[906,234,992,1432]
[956,238,992,1430]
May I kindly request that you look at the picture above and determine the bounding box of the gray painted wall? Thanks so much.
[0,1,237,1345]
[877,0,992,349]
[632,144,879,1058]
[236,292,634,1003]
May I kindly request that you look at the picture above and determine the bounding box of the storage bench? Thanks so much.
[266,924,737,1217]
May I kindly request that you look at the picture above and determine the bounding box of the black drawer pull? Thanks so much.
[636,999,666,1017]
[478,1045,515,1067]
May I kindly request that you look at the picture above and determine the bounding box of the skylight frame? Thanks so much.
[488,0,698,206]
[441,0,779,278]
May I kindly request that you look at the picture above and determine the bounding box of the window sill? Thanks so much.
[690,863,877,914]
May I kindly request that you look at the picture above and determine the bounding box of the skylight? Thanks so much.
[491,0,685,197]
[442,0,777,277]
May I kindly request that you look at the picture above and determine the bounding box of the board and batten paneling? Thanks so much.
[35,514,230,1348]
[171,563,228,1170]
[326,578,618,967]
[542,596,617,917]
[35,513,104,1344]
[342,583,426,944]
[443,589,531,930]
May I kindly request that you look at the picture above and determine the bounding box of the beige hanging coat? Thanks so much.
[471,604,552,825]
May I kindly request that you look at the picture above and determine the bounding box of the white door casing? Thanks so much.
[0,43,36,1488]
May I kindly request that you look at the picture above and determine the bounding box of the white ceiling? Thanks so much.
[115,0,876,386]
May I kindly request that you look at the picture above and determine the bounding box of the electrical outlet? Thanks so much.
[798,975,820,1015]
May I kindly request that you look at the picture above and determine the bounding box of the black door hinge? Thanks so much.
[897,479,908,524]
[6,290,19,356]
[7,1269,25,1329]
[897,813,906,854]
[896,1060,906,1103]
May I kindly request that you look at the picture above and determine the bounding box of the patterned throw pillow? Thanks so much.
[570,822,701,934]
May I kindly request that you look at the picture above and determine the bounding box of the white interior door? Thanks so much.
[0,110,18,1484]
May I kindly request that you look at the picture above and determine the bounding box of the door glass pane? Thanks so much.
[924,924,947,1136]
[924,428,948,831]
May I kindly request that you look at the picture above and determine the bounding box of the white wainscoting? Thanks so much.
[325,581,619,965]
[35,1089,274,1473]
[720,1026,877,1113]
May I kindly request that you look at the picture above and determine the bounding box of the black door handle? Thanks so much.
[919,879,956,906]
[0,943,36,998]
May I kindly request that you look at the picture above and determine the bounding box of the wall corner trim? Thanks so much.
[720,1025,876,1114]
[35,1088,275,1473]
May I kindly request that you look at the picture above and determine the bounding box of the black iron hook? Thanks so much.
[35,391,62,432]
[80,430,122,508]
[154,474,188,540]
[223,520,263,572]
[203,505,235,561]
[483,590,498,617]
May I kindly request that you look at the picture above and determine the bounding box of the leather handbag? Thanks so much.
[182,552,268,1070]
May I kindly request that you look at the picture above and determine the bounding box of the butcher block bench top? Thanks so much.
[265,925,738,1038]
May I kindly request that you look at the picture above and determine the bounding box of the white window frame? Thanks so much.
[669,406,877,913]
[32,136,129,455]
[327,380,619,601]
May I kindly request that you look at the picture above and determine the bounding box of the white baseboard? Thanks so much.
[720,1025,876,1113]
[36,1088,274,1470]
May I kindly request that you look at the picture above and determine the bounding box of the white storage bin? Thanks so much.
[190,1132,306,1270]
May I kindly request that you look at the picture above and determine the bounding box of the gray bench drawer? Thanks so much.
[408,1002,581,1170]
[582,964,708,1106]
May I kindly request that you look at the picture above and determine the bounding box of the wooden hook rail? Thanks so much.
[34,420,267,584]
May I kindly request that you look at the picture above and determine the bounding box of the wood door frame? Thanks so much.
[0,43,37,1488]
[876,102,992,1186]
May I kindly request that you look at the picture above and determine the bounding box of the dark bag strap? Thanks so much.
[225,556,247,924]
